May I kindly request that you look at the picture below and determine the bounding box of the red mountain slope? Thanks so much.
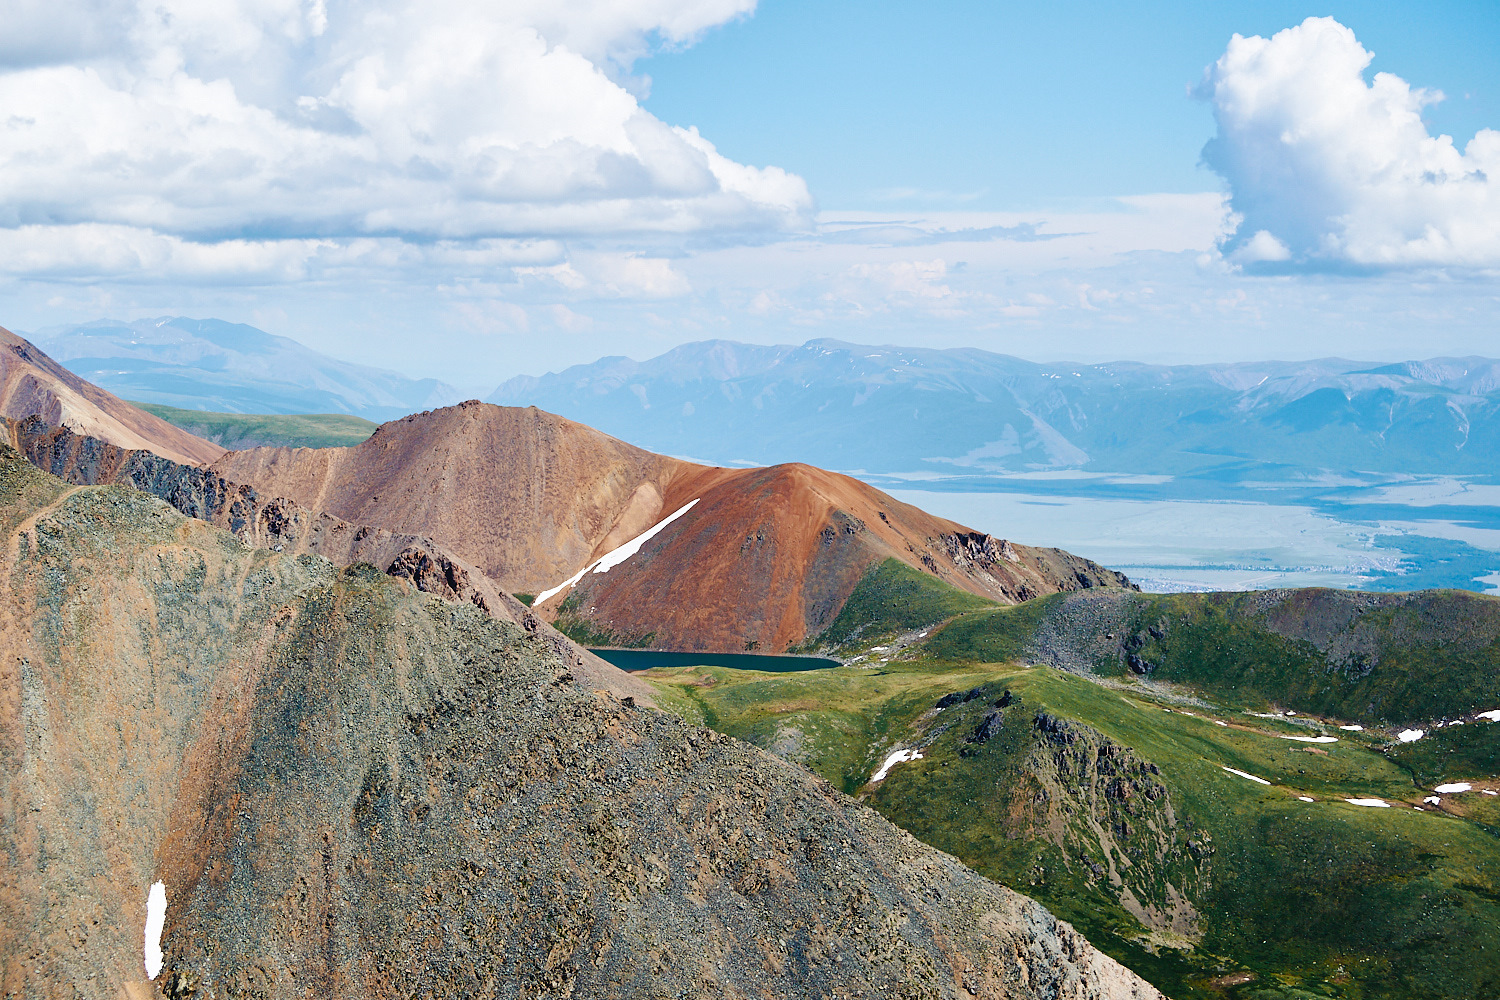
[0,326,224,466]
[215,402,1130,652]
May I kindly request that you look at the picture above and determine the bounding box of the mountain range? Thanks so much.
[27,317,459,420]
[4,320,1500,999]
[489,338,1500,480]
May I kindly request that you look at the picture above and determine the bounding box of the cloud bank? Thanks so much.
[1201,16,1500,269]
[0,0,810,278]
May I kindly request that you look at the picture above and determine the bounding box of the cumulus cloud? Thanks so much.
[0,0,810,272]
[1201,16,1500,269]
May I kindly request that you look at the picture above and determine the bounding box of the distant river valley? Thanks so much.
[877,473,1500,596]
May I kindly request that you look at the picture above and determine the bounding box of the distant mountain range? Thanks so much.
[27,317,459,420]
[490,339,1500,480]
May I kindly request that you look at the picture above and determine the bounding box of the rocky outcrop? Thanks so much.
[998,588,1500,723]
[0,450,1161,1000]
[1017,714,1209,944]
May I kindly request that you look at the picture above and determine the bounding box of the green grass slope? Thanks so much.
[797,557,997,652]
[132,401,379,449]
[639,649,1500,999]
[928,588,1500,725]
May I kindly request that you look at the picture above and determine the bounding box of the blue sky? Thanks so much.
[640,1,1500,209]
[0,1,1496,390]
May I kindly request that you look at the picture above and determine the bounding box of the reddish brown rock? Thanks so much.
[213,402,1130,651]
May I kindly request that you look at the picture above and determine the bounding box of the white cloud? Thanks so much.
[1201,16,1500,269]
[0,0,809,258]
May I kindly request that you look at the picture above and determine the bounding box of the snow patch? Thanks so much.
[1338,724,1364,731]
[1221,766,1271,786]
[1215,720,1228,727]
[1297,796,1315,802]
[144,881,166,980]
[1424,796,1441,805]
[535,499,700,605]
[1280,735,1338,743]
[1476,710,1500,722]
[870,747,924,784]
[1485,790,1498,796]
[1434,782,1472,794]
[1344,798,1391,808]
[1397,729,1425,743]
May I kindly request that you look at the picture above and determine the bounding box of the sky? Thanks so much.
[0,0,1497,392]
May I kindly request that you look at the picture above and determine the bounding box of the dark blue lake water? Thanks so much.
[588,649,840,673]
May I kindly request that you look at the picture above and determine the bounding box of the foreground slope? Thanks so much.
[3,415,654,707]
[0,450,1157,1000]
[213,402,1129,651]
[0,326,223,466]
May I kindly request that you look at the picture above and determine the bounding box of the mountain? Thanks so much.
[488,338,1500,479]
[212,402,1132,651]
[0,325,223,465]
[28,316,459,420]
[0,447,1159,999]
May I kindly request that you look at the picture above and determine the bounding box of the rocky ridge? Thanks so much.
[0,326,223,466]
[3,415,652,706]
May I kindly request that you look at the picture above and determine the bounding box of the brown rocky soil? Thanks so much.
[214,402,1131,651]
[0,449,1161,1000]
[0,326,223,466]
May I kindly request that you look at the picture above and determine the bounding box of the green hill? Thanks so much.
[132,401,379,449]
[638,585,1500,1000]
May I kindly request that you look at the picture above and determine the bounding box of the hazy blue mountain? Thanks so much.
[488,338,1500,480]
[28,317,459,420]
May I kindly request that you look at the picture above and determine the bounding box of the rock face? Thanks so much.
[0,451,1161,1000]
[213,402,1132,652]
[1021,714,1208,942]
[0,326,223,466]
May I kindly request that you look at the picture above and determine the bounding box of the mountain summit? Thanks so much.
[213,402,1130,651]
